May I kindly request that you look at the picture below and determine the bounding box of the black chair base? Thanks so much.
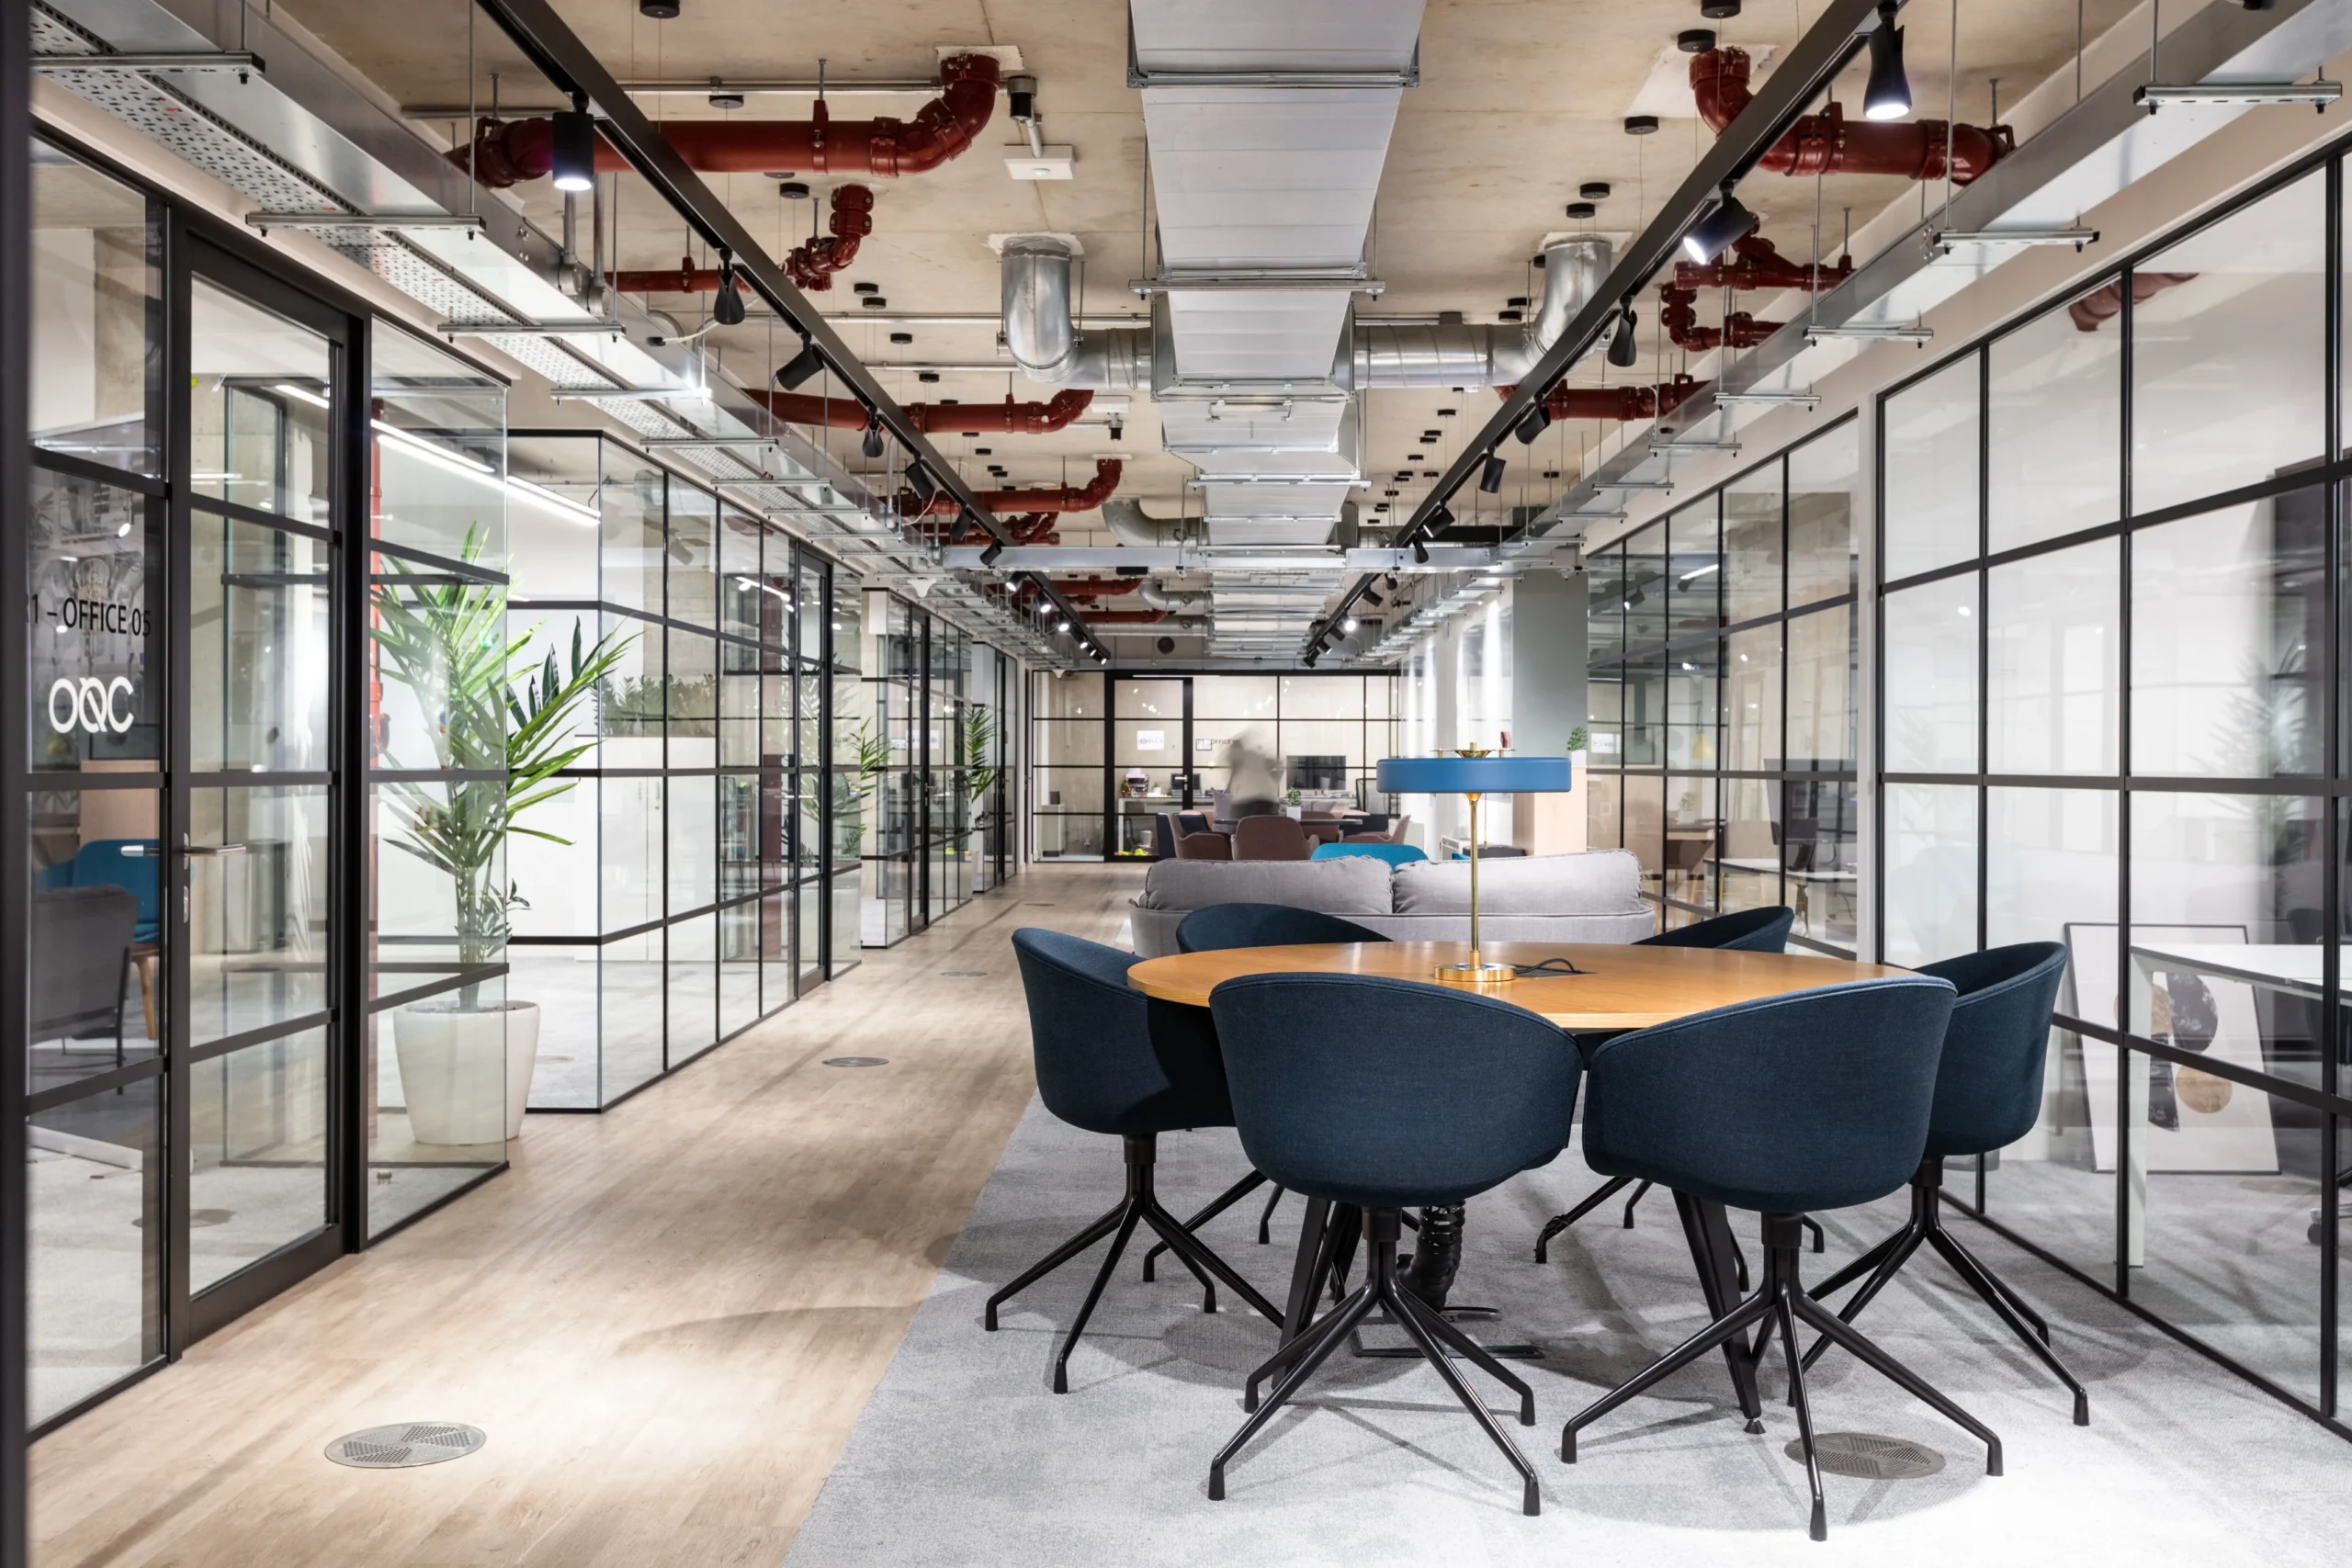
[1563,1213,2000,1541]
[983,1133,1284,1393]
[1211,1209,1543,1516]
[1536,1177,1824,1278]
[1802,1158,2090,1427]
[1138,1168,1270,1282]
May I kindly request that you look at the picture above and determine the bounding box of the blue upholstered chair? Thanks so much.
[1206,974,1579,1516]
[986,930,1283,1393]
[1558,976,1999,1541]
[1799,942,2086,1425]
[1534,905,1802,1264]
[1635,905,1796,953]
[1309,840,1428,867]
[1175,902,1390,954]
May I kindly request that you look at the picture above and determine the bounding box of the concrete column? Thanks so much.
[1510,566,1588,854]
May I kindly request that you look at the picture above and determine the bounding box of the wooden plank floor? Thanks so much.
[30,863,1143,1568]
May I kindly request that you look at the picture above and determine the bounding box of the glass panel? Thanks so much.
[1785,604,1854,772]
[1718,777,1781,916]
[1884,782,1977,966]
[667,481,718,630]
[763,890,793,1007]
[601,775,662,933]
[1987,538,2119,777]
[188,1024,329,1293]
[504,434,602,603]
[1988,284,2122,552]
[798,881,824,987]
[504,947,594,1111]
[1668,497,1722,633]
[29,467,159,773]
[600,461,665,615]
[667,913,716,1064]
[1883,574,1979,774]
[2134,170,2326,514]
[668,774,715,916]
[1585,550,1626,665]
[28,1080,162,1422]
[187,786,330,1049]
[1620,653,1664,768]
[2133,492,2325,779]
[188,278,331,525]
[1883,354,1980,581]
[665,629,718,771]
[1280,675,1363,720]
[370,328,505,564]
[1623,523,1668,649]
[1723,465,1781,626]
[1623,772,1664,906]
[31,141,160,477]
[1787,423,1860,609]
[1781,776,1860,948]
[1975,1025,2113,1286]
[1585,770,1623,852]
[719,775,760,901]
[829,867,858,979]
[718,509,765,642]
[1190,674,1274,717]
[600,931,664,1101]
[1118,678,1185,719]
[30,786,162,1090]
[1665,640,1718,773]
[191,518,331,774]
[1664,775,1717,914]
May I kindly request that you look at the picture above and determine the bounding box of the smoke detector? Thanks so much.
[1006,146,1076,180]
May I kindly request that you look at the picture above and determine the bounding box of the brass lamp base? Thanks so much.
[1434,962,1516,987]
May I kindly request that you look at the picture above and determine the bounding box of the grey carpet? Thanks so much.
[782,1100,2351,1567]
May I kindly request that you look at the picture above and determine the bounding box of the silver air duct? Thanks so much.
[1001,235,1149,388]
[1102,499,1189,547]
[1139,578,1212,615]
[1351,235,1612,388]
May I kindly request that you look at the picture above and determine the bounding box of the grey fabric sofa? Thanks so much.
[1128,850,1656,957]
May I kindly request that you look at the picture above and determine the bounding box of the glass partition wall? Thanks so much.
[502,432,839,1104]
[1873,151,2349,1430]
[1584,420,1861,953]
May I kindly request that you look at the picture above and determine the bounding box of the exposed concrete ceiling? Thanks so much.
[273,0,2141,642]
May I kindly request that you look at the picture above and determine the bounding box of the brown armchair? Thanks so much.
[1232,815,1312,861]
[1173,829,1232,860]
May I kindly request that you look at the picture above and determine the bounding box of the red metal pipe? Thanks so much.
[785,186,873,292]
[1675,233,1853,295]
[2068,272,2198,331]
[1692,48,2010,186]
[451,54,1001,188]
[1075,610,1169,626]
[1659,285,1780,352]
[1053,578,1143,597]
[745,388,1093,435]
[903,457,1121,516]
[1494,375,1711,423]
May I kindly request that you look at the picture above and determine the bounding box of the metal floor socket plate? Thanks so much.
[1788,1432,1945,1480]
[823,1056,889,1067]
[325,1423,487,1469]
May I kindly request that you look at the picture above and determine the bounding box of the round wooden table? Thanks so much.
[1126,938,1913,1414]
[1127,940,1906,1029]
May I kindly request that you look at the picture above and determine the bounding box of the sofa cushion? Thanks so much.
[1391,850,1644,916]
[1136,855,1394,916]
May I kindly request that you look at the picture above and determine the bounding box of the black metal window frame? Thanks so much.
[1868,136,2352,1438]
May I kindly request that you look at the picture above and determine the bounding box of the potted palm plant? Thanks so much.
[372,532,629,1145]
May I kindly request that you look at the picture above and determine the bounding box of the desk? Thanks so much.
[1129,941,1906,1414]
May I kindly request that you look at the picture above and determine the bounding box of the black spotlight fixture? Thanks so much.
[980,538,1005,568]
[707,87,745,111]
[712,254,747,326]
[1480,453,1508,493]
[1513,401,1552,445]
[1565,201,1596,221]
[860,418,886,460]
[948,512,973,547]
[1623,114,1660,136]
[1679,28,1716,52]
[861,297,888,310]
[905,460,939,504]
[918,370,940,384]
[1609,304,1641,367]
[775,334,825,389]
[1363,588,1385,607]
[776,180,810,200]
[1428,502,1455,534]
[1580,181,1611,200]
[1701,0,1742,17]
[639,0,680,17]
[550,99,597,194]
[889,331,914,344]
[1412,536,1430,565]
[1864,0,1911,121]
[854,281,879,295]
[1683,182,1759,265]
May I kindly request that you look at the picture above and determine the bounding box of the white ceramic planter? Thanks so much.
[392,1000,540,1145]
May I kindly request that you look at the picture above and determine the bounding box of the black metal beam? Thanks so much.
[465,0,1012,548]
[1310,0,1887,655]
[1,0,30,1554]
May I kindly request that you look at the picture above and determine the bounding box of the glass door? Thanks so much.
[173,251,349,1338]
[1113,678,1188,858]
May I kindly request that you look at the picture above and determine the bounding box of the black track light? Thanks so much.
[905,461,939,503]
[1412,536,1430,565]
[980,539,1004,568]
[1864,0,1911,121]
[1608,306,1640,368]
[550,103,596,194]
[948,513,972,547]
[1428,502,1454,534]
[712,254,746,326]
[1682,183,1758,265]
[1480,453,1507,493]
[860,419,885,460]
[775,336,825,390]
[1363,589,1385,608]
[1513,401,1552,445]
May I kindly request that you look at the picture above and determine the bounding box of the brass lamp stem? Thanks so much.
[1466,790,1481,967]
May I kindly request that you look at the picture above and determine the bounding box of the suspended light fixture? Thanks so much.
[979,539,1005,567]
[1412,536,1430,565]
[550,100,597,194]
[1479,453,1507,493]
[1342,616,1361,634]
[639,0,680,17]
[775,335,826,389]
[1513,401,1552,445]
[1864,0,1911,122]
[712,254,747,326]
[1608,305,1640,367]
[906,461,939,504]
[1682,183,1758,265]
[860,418,886,459]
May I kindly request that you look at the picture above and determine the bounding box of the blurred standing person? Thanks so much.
[1224,728,1283,818]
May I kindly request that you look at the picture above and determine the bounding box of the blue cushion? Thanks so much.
[1636,906,1794,953]
[1209,973,1579,1209]
[1581,976,1957,1214]
[1916,942,2069,1159]
[1175,903,1391,953]
[1012,929,1233,1137]
[1310,841,1427,866]
[46,840,162,944]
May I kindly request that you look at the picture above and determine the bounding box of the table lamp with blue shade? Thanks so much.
[1376,749,1575,987]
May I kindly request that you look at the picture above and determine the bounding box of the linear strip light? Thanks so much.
[273,381,331,409]
[1804,322,1933,344]
[2137,80,2341,110]
[373,418,605,528]
[1713,389,1822,407]
[1594,478,1675,491]
[1930,227,2098,254]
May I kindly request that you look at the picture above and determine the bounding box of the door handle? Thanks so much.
[183,844,247,856]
